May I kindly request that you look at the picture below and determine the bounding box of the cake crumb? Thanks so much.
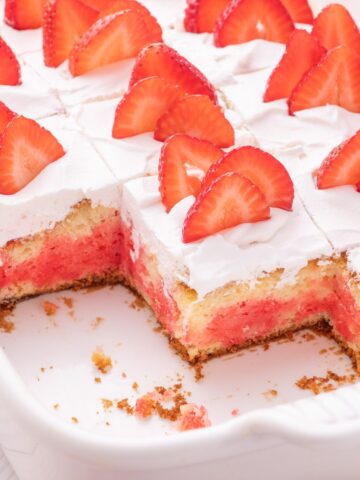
[42,300,58,316]
[262,389,278,399]
[40,367,46,373]
[176,404,211,432]
[296,370,359,395]
[132,382,139,391]
[94,377,101,383]
[91,347,113,374]
[262,343,270,352]
[231,408,240,417]
[194,363,204,382]
[62,297,74,309]
[117,398,134,415]
[130,296,146,311]
[0,308,14,333]
[302,332,316,342]
[92,316,104,329]
[319,348,327,355]
[71,417,79,424]
[53,403,59,410]
[121,372,127,378]
[101,399,113,410]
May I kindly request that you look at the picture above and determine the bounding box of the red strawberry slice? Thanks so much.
[129,43,217,103]
[69,10,162,76]
[202,146,294,210]
[5,0,46,29]
[78,0,111,10]
[214,0,294,47]
[0,116,65,195]
[280,0,313,24]
[0,102,16,134]
[264,29,325,102]
[182,172,270,243]
[112,77,185,139]
[43,0,98,67]
[311,4,360,55]
[159,134,224,212]
[316,130,360,189]
[0,38,21,86]
[154,95,234,147]
[184,0,230,33]
[288,46,360,114]
[99,1,162,38]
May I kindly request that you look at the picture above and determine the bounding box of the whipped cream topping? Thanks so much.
[0,115,119,247]
[122,176,332,297]
[0,58,63,119]
[296,173,360,252]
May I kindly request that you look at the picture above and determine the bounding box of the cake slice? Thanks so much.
[119,174,337,362]
[0,114,121,306]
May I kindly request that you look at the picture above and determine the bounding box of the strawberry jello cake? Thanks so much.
[1,0,360,370]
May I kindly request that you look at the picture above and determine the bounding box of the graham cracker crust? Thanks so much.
[0,270,124,309]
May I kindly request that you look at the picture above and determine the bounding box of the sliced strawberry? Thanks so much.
[0,116,65,195]
[159,134,224,212]
[112,77,184,139]
[202,146,294,210]
[182,172,270,243]
[316,130,360,189]
[5,0,46,29]
[154,95,234,147]
[99,0,151,17]
[69,10,162,76]
[43,0,98,68]
[280,0,313,24]
[311,4,360,55]
[79,0,110,10]
[0,102,16,134]
[0,38,21,86]
[214,0,294,47]
[264,29,325,102]
[184,0,230,33]
[129,43,217,103]
[288,46,360,114]
[99,0,162,38]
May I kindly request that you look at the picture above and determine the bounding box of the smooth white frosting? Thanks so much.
[122,176,332,296]
[0,115,119,247]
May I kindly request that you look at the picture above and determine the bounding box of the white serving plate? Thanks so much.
[1,284,360,480]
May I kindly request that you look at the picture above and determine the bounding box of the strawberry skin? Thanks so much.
[5,0,46,30]
[280,0,313,24]
[0,116,65,195]
[43,0,98,67]
[316,130,360,189]
[311,4,360,55]
[214,0,294,47]
[202,146,294,210]
[154,95,234,147]
[99,0,162,38]
[0,38,21,86]
[288,46,360,115]
[184,0,230,33]
[264,29,325,102]
[159,134,224,212]
[0,102,16,135]
[69,10,162,76]
[182,172,270,243]
[129,43,217,103]
[112,77,185,139]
